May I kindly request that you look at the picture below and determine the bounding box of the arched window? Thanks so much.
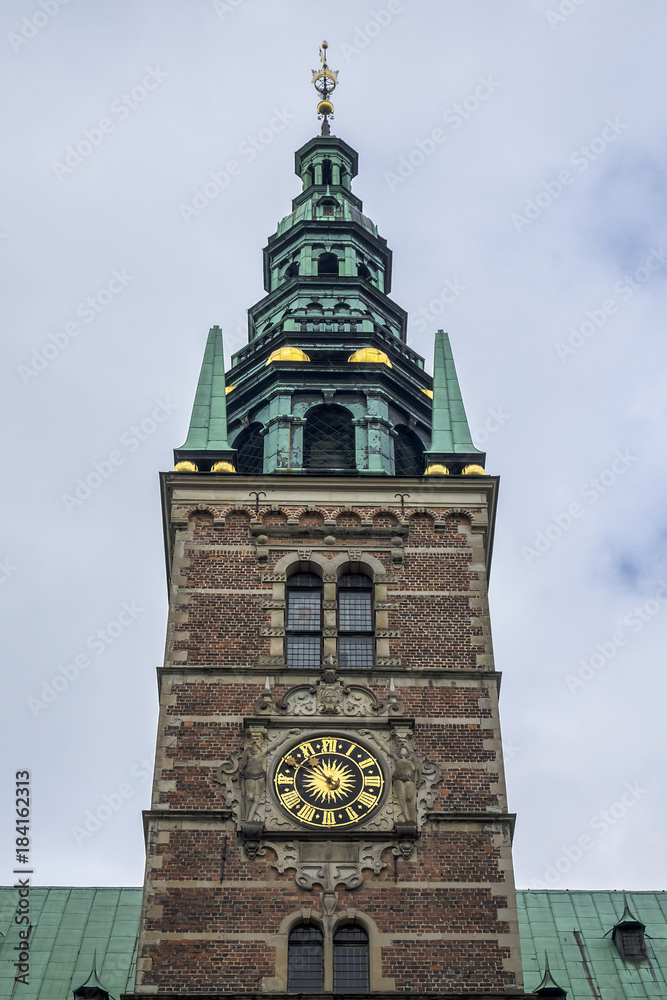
[286,573,322,668]
[338,573,373,669]
[303,405,356,472]
[235,424,264,475]
[394,426,424,476]
[318,252,339,275]
[333,924,369,993]
[288,924,324,993]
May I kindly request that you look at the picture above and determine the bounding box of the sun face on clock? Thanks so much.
[273,736,385,828]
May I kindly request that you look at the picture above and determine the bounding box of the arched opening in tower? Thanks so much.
[318,252,339,276]
[234,423,264,475]
[393,426,424,476]
[303,405,355,472]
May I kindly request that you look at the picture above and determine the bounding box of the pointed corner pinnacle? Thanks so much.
[174,325,236,467]
[425,329,484,463]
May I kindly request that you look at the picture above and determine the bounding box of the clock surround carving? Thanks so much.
[214,663,442,896]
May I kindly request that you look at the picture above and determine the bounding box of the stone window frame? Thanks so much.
[266,908,391,993]
[267,552,391,667]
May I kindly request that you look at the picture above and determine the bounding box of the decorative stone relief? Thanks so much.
[215,726,267,825]
[276,660,404,719]
[262,839,392,892]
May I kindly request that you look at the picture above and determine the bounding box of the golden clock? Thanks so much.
[273,735,385,828]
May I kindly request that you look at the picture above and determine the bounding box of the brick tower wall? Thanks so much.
[129,474,525,998]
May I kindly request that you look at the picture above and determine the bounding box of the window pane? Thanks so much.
[288,925,324,992]
[286,636,321,668]
[338,574,372,590]
[339,592,372,631]
[338,636,374,669]
[333,924,369,993]
[287,592,322,631]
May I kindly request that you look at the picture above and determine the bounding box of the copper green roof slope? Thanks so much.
[174,325,235,468]
[0,887,140,999]
[425,329,484,465]
[518,890,667,999]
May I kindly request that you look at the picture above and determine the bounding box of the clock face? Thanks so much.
[273,735,385,829]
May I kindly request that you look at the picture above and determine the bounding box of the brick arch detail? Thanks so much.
[442,507,476,523]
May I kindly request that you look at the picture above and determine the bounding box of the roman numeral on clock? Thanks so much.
[281,789,300,809]
[345,806,360,820]
[364,774,382,787]
[358,791,376,807]
[297,803,316,822]
[322,810,336,825]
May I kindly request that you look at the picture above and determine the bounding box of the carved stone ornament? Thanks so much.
[358,727,443,829]
[260,840,393,892]
[277,658,404,719]
[215,726,267,824]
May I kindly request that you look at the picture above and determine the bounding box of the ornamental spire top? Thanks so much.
[311,40,338,136]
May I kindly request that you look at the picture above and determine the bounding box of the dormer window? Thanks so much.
[612,902,648,962]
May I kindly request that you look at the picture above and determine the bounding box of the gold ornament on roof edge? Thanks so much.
[462,464,486,476]
[211,461,236,474]
[348,347,392,368]
[174,460,198,472]
[424,464,450,476]
[422,389,434,399]
[266,346,311,365]
[225,385,236,394]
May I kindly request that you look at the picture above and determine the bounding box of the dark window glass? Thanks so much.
[339,592,372,631]
[321,160,333,186]
[333,924,369,993]
[337,573,373,668]
[235,424,264,475]
[617,928,646,959]
[303,405,355,472]
[318,252,339,275]
[338,636,374,669]
[287,592,322,631]
[288,924,324,993]
[286,573,322,668]
[394,426,424,476]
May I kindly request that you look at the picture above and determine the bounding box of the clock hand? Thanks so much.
[304,756,341,789]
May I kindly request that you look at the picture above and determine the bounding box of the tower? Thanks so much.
[128,47,526,998]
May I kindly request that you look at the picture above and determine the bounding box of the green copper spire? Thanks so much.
[425,329,485,472]
[174,325,236,471]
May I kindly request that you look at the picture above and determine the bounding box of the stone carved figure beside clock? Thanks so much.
[215,663,442,903]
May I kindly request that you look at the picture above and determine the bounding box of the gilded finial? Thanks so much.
[312,39,338,136]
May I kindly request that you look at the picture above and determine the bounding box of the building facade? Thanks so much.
[123,79,529,997]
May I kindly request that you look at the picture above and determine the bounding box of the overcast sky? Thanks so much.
[2,0,666,893]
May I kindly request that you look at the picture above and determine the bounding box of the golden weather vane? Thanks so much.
[311,40,338,135]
